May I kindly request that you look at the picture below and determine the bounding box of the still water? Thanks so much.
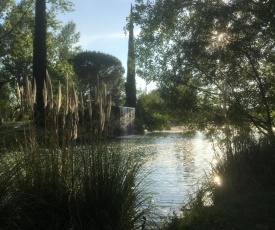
[117,129,215,216]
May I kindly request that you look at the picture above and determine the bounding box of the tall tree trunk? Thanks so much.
[125,5,136,108]
[33,0,47,127]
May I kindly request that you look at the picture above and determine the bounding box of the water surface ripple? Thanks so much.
[118,131,215,215]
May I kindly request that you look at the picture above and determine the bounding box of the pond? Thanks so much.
[117,128,216,216]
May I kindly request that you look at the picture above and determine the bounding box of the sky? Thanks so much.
[57,0,156,92]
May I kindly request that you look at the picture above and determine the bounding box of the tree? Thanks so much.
[0,0,33,58]
[47,20,81,86]
[136,90,170,131]
[0,0,73,59]
[55,20,81,63]
[0,84,15,122]
[32,0,74,125]
[0,0,34,85]
[0,19,79,92]
[33,0,47,125]
[0,0,76,121]
[134,0,275,141]
[125,5,137,108]
[71,51,125,105]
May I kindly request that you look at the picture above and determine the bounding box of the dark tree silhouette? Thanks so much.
[33,0,47,126]
[71,51,125,105]
[125,5,136,108]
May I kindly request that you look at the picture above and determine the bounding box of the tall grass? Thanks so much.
[212,136,275,203]
[0,73,151,229]
[0,145,149,229]
[163,134,275,230]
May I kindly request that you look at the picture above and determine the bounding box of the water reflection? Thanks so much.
[117,131,214,215]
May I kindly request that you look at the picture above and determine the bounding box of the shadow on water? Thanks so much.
[116,131,215,217]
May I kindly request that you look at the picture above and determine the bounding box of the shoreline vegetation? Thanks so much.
[0,74,155,229]
[0,144,151,229]
[2,117,275,229]
[1,0,275,228]
[163,133,275,230]
[0,74,274,229]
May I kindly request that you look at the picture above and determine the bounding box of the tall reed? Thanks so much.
[163,134,275,230]
[0,72,151,229]
[0,144,149,229]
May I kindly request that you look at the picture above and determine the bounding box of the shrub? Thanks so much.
[212,137,275,202]
[136,90,171,132]
[0,73,151,229]
[164,136,275,230]
[0,145,149,229]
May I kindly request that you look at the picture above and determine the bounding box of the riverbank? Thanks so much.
[3,122,274,229]
[144,126,193,135]
[163,137,275,230]
[0,122,213,229]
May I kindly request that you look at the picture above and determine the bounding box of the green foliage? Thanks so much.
[0,1,80,125]
[0,84,15,120]
[71,51,125,105]
[137,90,170,131]
[134,0,275,139]
[0,0,78,96]
[0,73,151,229]
[213,138,275,201]
[0,145,148,229]
[47,20,81,90]
[164,137,275,230]
[159,83,198,125]
[55,21,81,63]
[0,0,34,89]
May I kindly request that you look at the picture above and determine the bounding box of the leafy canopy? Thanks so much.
[0,0,78,119]
[134,0,275,139]
[136,90,170,132]
[71,51,125,105]
[0,0,78,88]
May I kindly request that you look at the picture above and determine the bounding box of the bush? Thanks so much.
[213,137,275,202]
[145,113,170,132]
[0,145,149,229]
[164,137,275,230]
[0,73,153,229]
[136,90,171,132]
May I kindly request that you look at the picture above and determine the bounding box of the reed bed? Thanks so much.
[0,145,151,229]
[163,135,275,230]
[0,73,152,229]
